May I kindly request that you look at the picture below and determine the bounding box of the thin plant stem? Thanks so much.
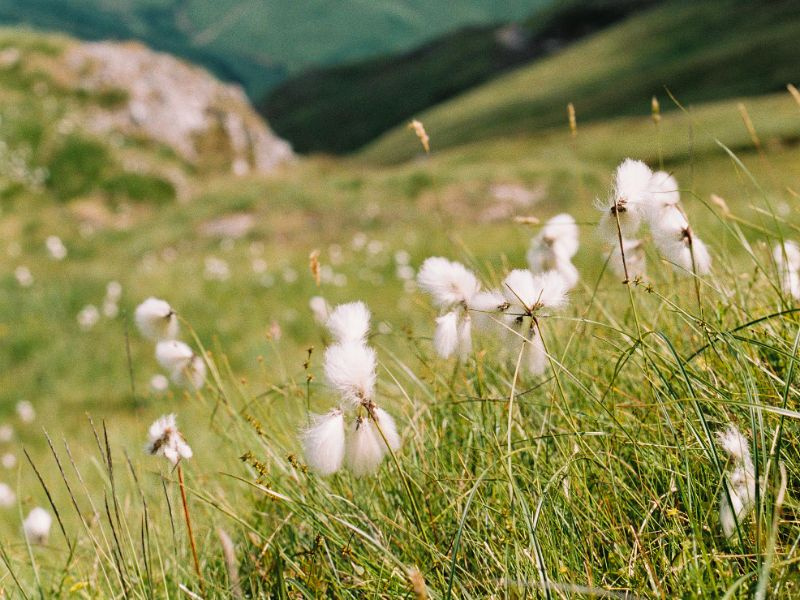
[613,207,644,341]
[177,465,203,590]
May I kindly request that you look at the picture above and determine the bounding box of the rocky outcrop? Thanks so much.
[66,41,293,174]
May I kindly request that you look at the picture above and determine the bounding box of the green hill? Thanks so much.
[362,0,800,164]
[0,0,544,99]
[261,0,659,153]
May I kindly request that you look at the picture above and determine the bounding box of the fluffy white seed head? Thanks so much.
[301,408,346,476]
[145,414,193,465]
[326,301,371,344]
[717,425,751,464]
[650,205,690,240]
[610,239,647,280]
[417,257,480,307]
[434,311,459,359]
[345,416,387,477]
[720,464,756,539]
[647,171,680,210]
[457,315,472,359]
[656,230,712,276]
[23,507,52,544]
[774,240,800,273]
[170,355,206,390]
[468,289,507,331]
[16,400,35,424]
[503,269,568,312]
[529,214,580,269]
[135,297,178,341]
[324,342,377,407]
[596,159,653,242]
[525,330,547,376]
[0,482,15,508]
[309,296,332,325]
[373,407,401,451]
[155,340,194,373]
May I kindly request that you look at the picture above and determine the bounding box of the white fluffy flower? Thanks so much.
[149,374,169,393]
[434,311,459,358]
[774,241,800,299]
[345,416,387,477]
[0,424,13,442]
[170,355,206,389]
[528,213,579,268]
[417,257,480,307]
[324,342,377,407]
[16,401,35,424]
[597,159,653,242]
[610,239,647,280]
[0,483,14,508]
[135,297,178,341]
[373,407,401,451]
[326,301,370,344]
[301,408,346,476]
[525,331,548,376]
[23,507,52,544]
[503,269,567,312]
[647,171,680,214]
[145,414,193,465]
[77,304,100,331]
[155,340,194,373]
[309,296,332,325]
[1,453,16,469]
[655,230,712,275]
[469,289,507,331]
[717,425,756,539]
[45,235,67,260]
[15,265,33,287]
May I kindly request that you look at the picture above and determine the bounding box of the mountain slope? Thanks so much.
[261,0,659,153]
[361,0,800,164]
[0,0,545,99]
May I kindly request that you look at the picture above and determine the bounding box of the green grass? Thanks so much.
[1,67,800,595]
[362,0,800,164]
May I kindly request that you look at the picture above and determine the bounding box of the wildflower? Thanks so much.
[45,235,67,260]
[326,301,370,344]
[323,342,376,408]
[717,425,756,539]
[14,265,33,287]
[77,304,100,331]
[345,416,388,477]
[0,483,13,507]
[309,295,331,325]
[106,280,122,302]
[502,270,567,375]
[16,401,35,424]
[610,239,646,280]
[1,453,16,469]
[653,226,712,275]
[300,408,346,475]
[145,414,192,465]
[23,507,52,544]
[149,374,169,393]
[774,241,800,299]
[155,340,206,389]
[0,424,12,442]
[596,159,653,243]
[527,213,580,290]
[303,301,400,477]
[135,297,178,341]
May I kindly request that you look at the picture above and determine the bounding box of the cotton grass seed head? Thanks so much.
[135,297,179,341]
[417,257,480,307]
[23,507,52,544]
[0,482,15,508]
[146,414,193,465]
[345,416,387,478]
[155,339,194,372]
[596,159,653,242]
[502,269,567,313]
[610,239,646,280]
[326,301,371,344]
[324,342,377,408]
[301,408,346,476]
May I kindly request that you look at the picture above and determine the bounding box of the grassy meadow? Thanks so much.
[1,54,800,597]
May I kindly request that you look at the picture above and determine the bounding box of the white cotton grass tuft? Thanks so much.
[23,507,52,544]
[345,416,387,477]
[149,373,170,394]
[16,401,35,424]
[45,235,67,260]
[502,269,567,312]
[525,332,548,376]
[373,407,401,451]
[433,311,459,359]
[326,301,371,344]
[0,424,13,442]
[610,239,646,280]
[300,408,346,476]
[527,214,580,289]
[416,257,480,307]
[717,425,756,539]
[135,297,179,341]
[773,241,800,299]
[2,453,17,469]
[596,159,653,243]
[646,171,680,213]
[154,340,205,388]
[309,295,332,325]
[0,482,15,508]
[468,289,507,331]
[655,230,712,276]
[145,414,193,465]
[323,342,376,408]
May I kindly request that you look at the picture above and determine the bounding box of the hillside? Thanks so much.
[362,0,800,164]
[0,29,291,208]
[261,0,659,153]
[0,0,545,99]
